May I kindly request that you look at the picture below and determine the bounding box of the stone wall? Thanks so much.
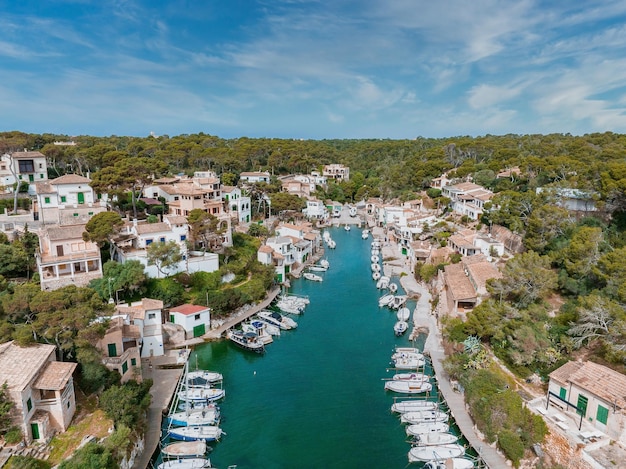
[539,428,594,469]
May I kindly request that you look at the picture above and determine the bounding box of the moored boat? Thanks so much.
[389,295,408,309]
[177,387,226,403]
[406,421,450,436]
[392,372,428,381]
[226,329,265,353]
[167,425,224,442]
[161,440,207,458]
[412,431,458,446]
[187,370,223,386]
[308,265,328,272]
[157,457,212,469]
[319,259,330,269]
[372,271,381,281]
[371,254,379,263]
[391,400,438,413]
[397,307,410,321]
[257,310,297,330]
[394,320,408,336]
[378,294,394,307]
[344,224,351,231]
[408,444,465,463]
[393,355,426,370]
[388,283,398,293]
[385,380,433,394]
[423,457,475,469]
[303,272,323,282]
[168,406,221,427]
[400,410,449,424]
[371,263,381,272]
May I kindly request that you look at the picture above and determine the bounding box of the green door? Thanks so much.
[577,394,589,417]
[77,192,85,204]
[193,324,205,337]
[559,387,567,400]
[107,343,117,357]
[31,423,40,440]
[28,174,34,182]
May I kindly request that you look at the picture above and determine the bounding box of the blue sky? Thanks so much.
[2,0,626,139]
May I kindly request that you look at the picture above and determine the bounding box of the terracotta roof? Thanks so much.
[170,304,210,316]
[241,172,270,177]
[222,185,236,192]
[50,174,91,185]
[0,342,56,392]
[258,245,273,253]
[164,215,188,225]
[135,222,170,235]
[34,361,77,390]
[46,224,87,241]
[550,360,626,409]
[443,263,476,301]
[35,181,55,194]
[303,233,317,241]
[117,298,164,319]
[139,197,162,206]
[10,151,45,159]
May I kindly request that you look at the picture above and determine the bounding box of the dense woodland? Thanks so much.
[2,130,626,466]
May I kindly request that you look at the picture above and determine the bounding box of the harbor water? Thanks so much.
[189,227,440,468]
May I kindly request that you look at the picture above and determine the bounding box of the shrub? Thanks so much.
[498,429,525,467]
[4,426,22,444]
[7,456,51,469]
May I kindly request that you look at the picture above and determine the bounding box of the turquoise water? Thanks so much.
[190,227,437,468]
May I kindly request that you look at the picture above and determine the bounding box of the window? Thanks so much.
[121,361,128,374]
[18,160,34,173]
[131,358,137,366]
[559,387,566,400]
[60,196,66,203]
[67,401,70,408]
[39,174,44,178]
[39,163,43,169]
[597,405,609,425]
[88,212,93,216]
[26,398,32,412]
[180,235,186,241]
[73,213,78,217]
[160,237,166,243]
[194,314,201,320]
[169,314,175,323]
[146,239,153,245]
[148,313,156,319]
[44,197,50,204]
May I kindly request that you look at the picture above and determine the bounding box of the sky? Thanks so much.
[2,0,626,140]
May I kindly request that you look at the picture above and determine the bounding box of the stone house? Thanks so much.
[96,316,142,383]
[168,304,211,339]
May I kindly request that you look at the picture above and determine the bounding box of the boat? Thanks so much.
[397,307,410,321]
[187,370,223,386]
[257,310,297,330]
[344,225,351,231]
[391,350,424,361]
[406,422,450,436]
[167,425,224,442]
[408,444,465,463]
[226,329,265,353]
[319,259,330,269]
[393,355,426,370]
[308,264,328,272]
[395,346,421,354]
[328,239,336,249]
[400,410,449,424]
[370,254,379,263]
[349,206,357,217]
[371,263,381,272]
[376,276,390,289]
[371,248,380,256]
[391,400,438,413]
[392,372,429,381]
[251,319,280,336]
[389,295,408,309]
[378,294,394,307]
[275,297,306,314]
[168,405,221,427]
[394,320,408,336]
[362,230,369,239]
[388,283,398,293]
[385,380,433,394]
[161,440,207,458]
[372,271,381,281]
[303,272,323,282]
[157,457,212,469]
[423,457,475,469]
[241,322,273,345]
[177,387,226,403]
[412,432,458,446]
[371,240,381,249]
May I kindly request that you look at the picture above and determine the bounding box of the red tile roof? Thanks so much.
[170,304,209,316]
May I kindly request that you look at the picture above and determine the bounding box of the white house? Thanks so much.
[96,316,142,383]
[35,174,105,225]
[442,182,494,220]
[117,298,165,358]
[0,151,48,195]
[168,304,211,339]
[239,171,271,184]
[0,341,77,443]
[222,185,252,224]
[303,199,328,221]
[258,236,297,283]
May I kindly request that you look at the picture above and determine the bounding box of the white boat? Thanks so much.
[423,458,475,469]
[393,372,429,381]
[395,346,421,354]
[372,271,381,281]
[167,425,224,442]
[389,295,408,309]
[157,457,212,469]
[406,422,450,437]
[323,231,331,242]
[241,322,273,345]
[400,410,449,424]
[371,248,380,256]
[371,255,379,263]
[187,370,223,386]
[252,317,281,336]
[349,206,357,217]
[371,240,381,249]
[394,320,408,336]
[391,350,424,361]
[308,265,328,272]
[178,387,225,403]
[393,355,426,370]
[412,432,458,446]
[408,444,465,463]
[376,276,390,289]
[388,283,398,293]
[391,400,438,413]
[378,294,394,307]
[371,263,381,272]
[161,440,207,458]
[344,225,351,231]
[168,405,220,427]
[249,319,280,336]
[275,297,306,314]
[303,272,323,282]
[328,239,336,249]
[320,259,330,269]
[258,310,297,330]
[362,230,369,239]
[385,380,433,394]
[397,307,410,321]
[226,329,265,354]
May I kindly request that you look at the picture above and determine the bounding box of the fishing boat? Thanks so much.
[226,329,265,354]
[400,410,449,424]
[161,440,207,458]
[177,386,226,403]
[385,380,433,394]
[257,310,297,330]
[423,457,475,469]
[168,405,221,427]
[167,425,224,442]
[397,307,410,321]
[391,350,424,361]
[241,322,273,345]
[319,259,330,269]
[157,457,212,468]
[393,355,426,370]
[407,444,465,463]
[187,370,223,386]
[392,372,429,381]
[378,294,394,307]
[308,264,328,272]
[412,431,458,446]
[391,400,438,413]
[303,272,323,282]
[394,320,408,336]
[406,422,450,437]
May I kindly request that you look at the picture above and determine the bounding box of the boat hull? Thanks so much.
[385,380,433,394]
[161,440,207,458]
[400,410,449,424]
[408,444,465,462]
[167,425,223,442]
[424,458,475,469]
[157,457,212,468]
[391,400,438,413]
[412,431,458,446]
[406,422,450,436]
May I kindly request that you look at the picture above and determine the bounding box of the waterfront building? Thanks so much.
[302,199,328,221]
[116,298,165,358]
[257,236,297,283]
[168,304,211,339]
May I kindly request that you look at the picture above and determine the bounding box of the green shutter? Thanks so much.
[170,314,175,323]
[44,197,50,204]
[26,398,32,412]
[597,405,609,425]
[107,343,117,357]
[121,361,128,374]
[77,192,85,204]
[131,358,137,366]
[559,387,567,400]
[577,395,589,417]
[31,423,40,440]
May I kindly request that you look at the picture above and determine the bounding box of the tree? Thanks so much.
[187,209,223,251]
[0,382,15,434]
[83,212,124,259]
[523,204,572,253]
[269,192,305,214]
[146,240,182,277]
[89,260,147,301]
[559,226,604,279]
[57,443,117,469]
[100,380,152,429]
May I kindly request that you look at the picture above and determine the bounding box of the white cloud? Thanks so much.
[467,84,523,109]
